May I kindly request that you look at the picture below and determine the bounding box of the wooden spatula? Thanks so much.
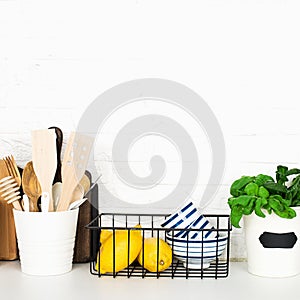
[31,129,57,212]
[56,132,93,211]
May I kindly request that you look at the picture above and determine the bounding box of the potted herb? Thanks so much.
[228,166,300,277]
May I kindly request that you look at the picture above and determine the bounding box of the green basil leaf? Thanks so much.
[228,195,255,208]
[243,198,256,215]
[262,202,272,214]
[286,168,300,176]
[263,181,287,194]
[254,198,266,218]
[230,176,255,197]
[269,196,284,212]
[287,207,297,218]
[273,207,296,219]
[292,197,300,207]
[270,194,291,207]
[254,174,274,186]
[227,197,235,208]
[261,197,268,206]
[277,165,288,173]
[286,191,293,201]
[268,195,296,219]
[230,205,243,228]
[244,183,259,196]
[276,165,289,185]
[258,186,269,198]
[288,176,300,200]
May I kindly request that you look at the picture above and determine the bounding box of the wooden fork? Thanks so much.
[0,176,23,210]
[3,155,21,187]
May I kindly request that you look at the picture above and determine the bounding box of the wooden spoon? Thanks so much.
[22,161,42,212]
[70,184,84,204]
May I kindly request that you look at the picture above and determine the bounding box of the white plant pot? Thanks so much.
[244,207,300,278]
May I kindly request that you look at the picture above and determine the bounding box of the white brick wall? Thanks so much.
[1,0,300,259]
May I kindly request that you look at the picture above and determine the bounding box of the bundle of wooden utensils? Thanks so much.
[0,128,94,212]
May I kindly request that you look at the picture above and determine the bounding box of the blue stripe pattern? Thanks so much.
[161,212,180,227]
[181,201,193,212]
[173,248,225,254]
[179,215,215,240]
[174,253,223,260]
[161,202,197,229]
[168,242,227,250]
[166,235,228,244]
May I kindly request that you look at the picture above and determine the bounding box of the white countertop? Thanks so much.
[0,261,299,300]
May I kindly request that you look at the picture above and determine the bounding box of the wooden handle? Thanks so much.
[30,195,40,212]
[56,180,74,211]
[48,126,63,184]
[31,129,57,212]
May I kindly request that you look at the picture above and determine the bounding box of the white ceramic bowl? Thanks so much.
[166,234,228,269]
[166,233,227,247]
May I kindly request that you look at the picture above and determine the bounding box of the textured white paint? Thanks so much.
[1,0,300,259]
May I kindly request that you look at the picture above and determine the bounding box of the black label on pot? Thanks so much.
[259,232,297,249]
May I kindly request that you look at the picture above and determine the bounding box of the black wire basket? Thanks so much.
[86,213,232,279]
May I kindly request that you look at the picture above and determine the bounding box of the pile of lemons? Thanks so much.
[96,225,172,274]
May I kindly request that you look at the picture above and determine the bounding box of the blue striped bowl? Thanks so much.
[176,214,217,240]
[165,234,228,269]
[160,201,215,240]
[160,201,200,235]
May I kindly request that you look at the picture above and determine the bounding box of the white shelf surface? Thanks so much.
[0,261,299,300]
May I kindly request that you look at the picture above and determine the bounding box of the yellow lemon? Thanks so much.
[100,230,113,244]
[96,225,142,274]
[138,237,172,272]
